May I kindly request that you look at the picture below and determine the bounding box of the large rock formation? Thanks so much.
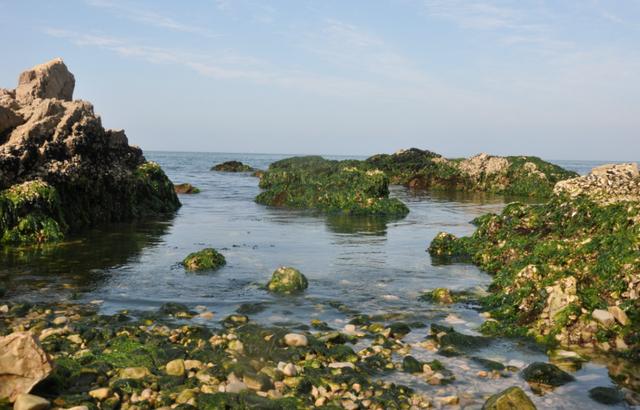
[0,332,53,402]
[0,58,180,244]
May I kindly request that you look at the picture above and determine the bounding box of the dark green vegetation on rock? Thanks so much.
[211,161,254,172]
[0,59,180,246]
[0,162,179,245]
[589,386,624,405]
[482,386,537,410]
[266,267,308,294]
[182,248,226,272]
[521,362,575,387]
[256,156,409,217]
[428,195,640,358]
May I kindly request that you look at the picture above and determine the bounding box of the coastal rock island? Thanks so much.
[0,59,180,244]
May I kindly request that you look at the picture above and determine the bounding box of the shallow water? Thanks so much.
[1,152,637,409]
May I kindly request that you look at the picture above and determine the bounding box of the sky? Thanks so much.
[0,0,639,160]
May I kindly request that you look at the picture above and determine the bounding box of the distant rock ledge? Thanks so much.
[0,58,180,244]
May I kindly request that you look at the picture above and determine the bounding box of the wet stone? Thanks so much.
[521,362,575,387]
[589,387,624,405]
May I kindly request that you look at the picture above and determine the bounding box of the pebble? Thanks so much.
[328,362,355,369]
[13,394,50,410]
[118,367,150,379]
[438,395,459,405]
[166,359,186,376]
[198,311,215,320]
[89,388,111,400]
[66,334,82,344]
[284,333,308,347]
[52,316,68,325]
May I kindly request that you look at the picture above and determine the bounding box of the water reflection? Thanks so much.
[0,217,174,300]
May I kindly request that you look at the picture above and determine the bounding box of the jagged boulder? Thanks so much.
[0,332,53,402]
[0,58,180,244]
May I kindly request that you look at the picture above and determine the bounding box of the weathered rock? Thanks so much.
[592,309,615,327]
[88,388,110,401]
[482,386,536,410]
[182,248,226,272]
[554,162,640,204]
[0,332,53,401]
[607,306,629,326]
[12,394,50,410]
[521,362,575,387]
[266,266,308,294]
[16,58,75,104]
[0,59,180,245]
[118,367,150,379]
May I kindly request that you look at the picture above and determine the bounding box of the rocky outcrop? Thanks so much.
[0,332,53,402]
[364,149,577,197]
[428,190,640,359]
[0,59,180,244]
[554,163,640,204]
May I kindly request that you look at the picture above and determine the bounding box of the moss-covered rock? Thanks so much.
[428,195,640,357]
[589,386,624,405]
[521,362,575,386]
[0,181,65,244]
[211,161,254,172]
[182,248,226,272]
[256,156,410,217]
[482,386,536,410]
[266,267,308,294]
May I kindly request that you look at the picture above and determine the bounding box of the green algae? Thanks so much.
[266,266,308,294]
[428,195,640,357]
[0,180,66,244]
[0,161,180,246]
[182,248,226,272]
[256,156,409,217]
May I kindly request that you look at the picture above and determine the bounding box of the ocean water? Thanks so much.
[0,152,636,409]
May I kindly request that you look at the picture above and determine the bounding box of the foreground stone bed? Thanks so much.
[428,163,640,364]
[0,59,180,245]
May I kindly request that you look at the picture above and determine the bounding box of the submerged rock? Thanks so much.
[482,386,536,410]
[521,362,575,387]
[0,59,180,245]
[589,386,624,405]
[401,356,423,373]
[211,161,254,172]
[174,183,201,194]
[0,332,53,401]
[182,248,226,272]
[266,266,308,294]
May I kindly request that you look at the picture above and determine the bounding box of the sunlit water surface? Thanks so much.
[1,152,637,409]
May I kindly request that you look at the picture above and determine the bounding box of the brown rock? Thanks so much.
[16,58,75,104]
[608,306,629,326]
[0,332,53,401]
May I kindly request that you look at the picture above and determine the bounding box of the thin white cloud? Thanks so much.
[42,28,394,99]
[85,0,219,38]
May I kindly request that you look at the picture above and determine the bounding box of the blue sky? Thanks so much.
[1,0,639,160]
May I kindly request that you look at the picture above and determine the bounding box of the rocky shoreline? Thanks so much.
[429,163,640,366]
